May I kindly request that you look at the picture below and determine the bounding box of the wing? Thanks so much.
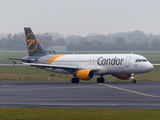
[152,63,160,65]
[23,63,99,71]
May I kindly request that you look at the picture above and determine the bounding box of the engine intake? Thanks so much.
[74,69,94,80]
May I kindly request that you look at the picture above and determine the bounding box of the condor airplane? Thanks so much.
[9,27,153,83]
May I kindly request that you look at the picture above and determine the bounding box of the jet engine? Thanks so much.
[74,69,94,80]
[113,74,132,80]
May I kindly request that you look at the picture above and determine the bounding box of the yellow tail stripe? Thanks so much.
[46,54,65,64]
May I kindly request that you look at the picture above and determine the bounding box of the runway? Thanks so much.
[0,81,160,109]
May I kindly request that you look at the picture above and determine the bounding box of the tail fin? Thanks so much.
[24,27,47,56]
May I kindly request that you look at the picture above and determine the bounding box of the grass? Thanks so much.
[0,65,159,82]
[1,51,160,63]
[0,51,160,119]
[0,51,28,63]
[0,66,72,81]
[0,108,160,120]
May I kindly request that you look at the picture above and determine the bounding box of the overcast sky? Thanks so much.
[1,0,160,36]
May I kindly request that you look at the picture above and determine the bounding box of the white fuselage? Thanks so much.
[37,54,153,75]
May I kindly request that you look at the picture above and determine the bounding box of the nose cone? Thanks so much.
[145,62,153,72]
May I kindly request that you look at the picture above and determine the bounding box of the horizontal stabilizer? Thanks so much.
[7,58,35,62]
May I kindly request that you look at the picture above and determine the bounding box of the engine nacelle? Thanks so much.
[74,69,94,80]
[114,74,131,80]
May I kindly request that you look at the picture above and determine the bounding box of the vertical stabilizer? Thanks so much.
[24,27,47,56]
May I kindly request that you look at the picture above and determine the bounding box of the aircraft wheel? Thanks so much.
[71,78,79,83]
[97,77,105,83]
[131,79,136,83]
[97,78,100,83]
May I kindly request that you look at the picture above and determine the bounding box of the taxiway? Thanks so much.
[0,81,160,109]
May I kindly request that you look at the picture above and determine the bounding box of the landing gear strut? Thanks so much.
[71,78,79,83]
[130,74,136,83]
[97,76,105,83]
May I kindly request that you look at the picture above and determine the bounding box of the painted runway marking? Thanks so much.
[100,83,160,98]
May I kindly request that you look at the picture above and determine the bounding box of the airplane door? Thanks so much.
[125,56,131,67]
[89,59,94,65]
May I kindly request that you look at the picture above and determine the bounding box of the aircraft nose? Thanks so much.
[146,63,153,72]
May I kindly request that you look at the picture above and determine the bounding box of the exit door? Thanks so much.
[125,56,131,67]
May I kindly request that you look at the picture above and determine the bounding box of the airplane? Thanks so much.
[8,27,153,83]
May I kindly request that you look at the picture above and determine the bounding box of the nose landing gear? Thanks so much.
[131,74,136,83]
[131,79,136,83]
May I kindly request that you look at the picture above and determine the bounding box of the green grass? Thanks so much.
[0,66,73,81]
[133,51,160,63]
[0,51,28,63]
[0,66,159,82]
[0,108,160,120]
[0,51,160,119]
[1,51,160,63]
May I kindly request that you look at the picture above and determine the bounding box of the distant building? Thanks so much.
[41,33,54,48]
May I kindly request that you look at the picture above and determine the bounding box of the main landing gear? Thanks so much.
[97,76,105,83]
[71,76,136,83]
[71,78,79,83]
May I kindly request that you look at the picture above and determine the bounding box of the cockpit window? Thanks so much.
[142,59,147,62]
[135,59,147,62]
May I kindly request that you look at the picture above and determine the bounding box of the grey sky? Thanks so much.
[1,0,160,36]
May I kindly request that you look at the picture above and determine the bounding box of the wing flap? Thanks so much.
[23,63,98,71]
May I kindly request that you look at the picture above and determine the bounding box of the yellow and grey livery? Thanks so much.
[25,27,47,56]
[9,27,154,83]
